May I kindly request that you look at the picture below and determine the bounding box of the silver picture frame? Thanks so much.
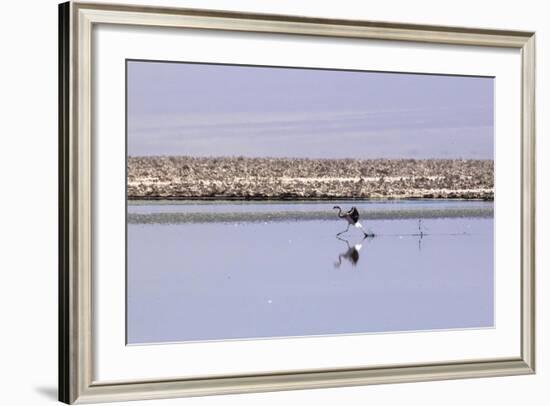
[59,1,536,403]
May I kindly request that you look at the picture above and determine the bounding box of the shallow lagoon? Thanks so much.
[127,200,494,344]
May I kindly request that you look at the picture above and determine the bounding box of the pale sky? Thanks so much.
[127,60,494,159]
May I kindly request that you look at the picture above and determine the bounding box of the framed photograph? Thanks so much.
[59,1,535,404]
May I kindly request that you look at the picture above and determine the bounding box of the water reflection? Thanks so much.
[334,235,372,268]
[418,219,425,251]
[127,201,494,344]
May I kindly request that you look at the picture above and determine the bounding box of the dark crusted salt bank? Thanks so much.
[127,156,493,201]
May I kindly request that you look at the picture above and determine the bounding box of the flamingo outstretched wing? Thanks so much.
[348,206,360,223]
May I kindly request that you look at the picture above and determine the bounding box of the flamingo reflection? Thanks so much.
[334,235,372,269]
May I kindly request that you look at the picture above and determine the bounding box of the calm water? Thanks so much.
[127,200,494,344]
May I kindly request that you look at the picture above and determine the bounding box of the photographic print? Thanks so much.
[126,60,494,344]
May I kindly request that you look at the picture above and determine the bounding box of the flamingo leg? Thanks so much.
[337,223,350,236]
[357,223,375,238]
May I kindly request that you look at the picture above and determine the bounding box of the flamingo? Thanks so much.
[333,206,373,237]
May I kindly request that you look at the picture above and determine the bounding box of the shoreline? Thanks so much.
[128,204,494,225]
